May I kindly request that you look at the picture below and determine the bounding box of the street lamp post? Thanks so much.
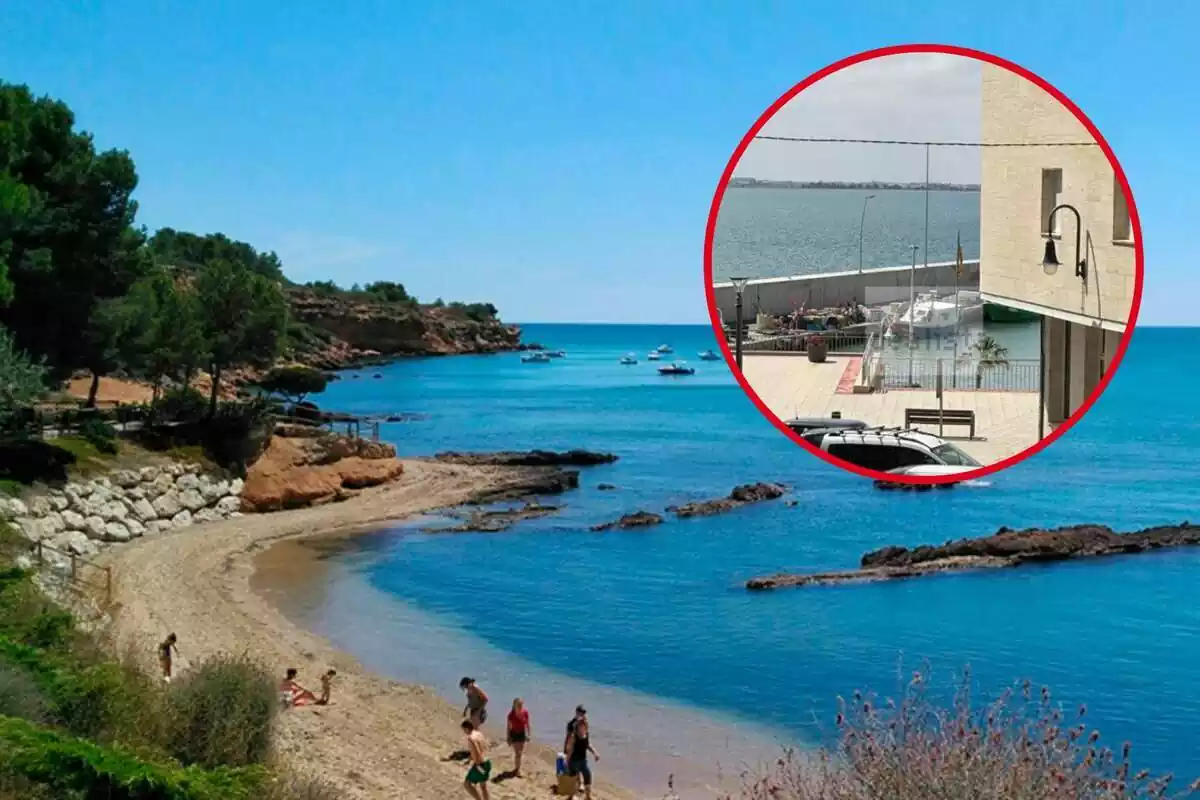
[731,277,749,370]
[1039,204,1088,437]
[858,194,876,274]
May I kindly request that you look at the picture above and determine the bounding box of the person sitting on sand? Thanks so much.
[462,719,492,800]
[564,705,599,800]
[506,697,531,777]
[460,677,489,727]
[280,668,318,707]
[157,633,179,683]
[317,669,336,705]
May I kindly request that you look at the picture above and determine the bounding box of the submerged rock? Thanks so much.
[590,511,663,532]
[431,502,562,533]
[668,482,786,518]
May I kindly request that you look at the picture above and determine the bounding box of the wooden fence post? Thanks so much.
[35,540,43,565]
[105,567,113,605]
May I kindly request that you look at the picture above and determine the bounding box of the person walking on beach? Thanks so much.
[460,677,489,727]
[506,697,531,777]
[461,719,492,800]
[564,705,599,799]
[157,633,178,683]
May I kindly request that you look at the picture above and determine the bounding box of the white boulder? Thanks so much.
[200,479,229,503]
[171,510,194,528]
[113,470,140,488]
[229,478,244,496]
[61,510,86,530]
[215,496,241,515]
[52,530,97,556]
[100,502,129,523]
[176,473,201,492]
[139,466,161,483]
[152,491,182,519]
[131,498,157,522]
[178,489,206,512]
[84,516,108,539]
[125,518,147,537]
[103,521,131,542]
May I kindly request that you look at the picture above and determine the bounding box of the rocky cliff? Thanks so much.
[286,289,522,370]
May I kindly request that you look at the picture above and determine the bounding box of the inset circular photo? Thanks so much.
[706,45,1142,485]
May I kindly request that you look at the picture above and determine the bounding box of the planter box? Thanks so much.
[807,340,828,363]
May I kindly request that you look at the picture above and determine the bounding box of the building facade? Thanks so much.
[979,64,1136,427]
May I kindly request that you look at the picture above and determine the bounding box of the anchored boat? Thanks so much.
[657,360,695,376]
[521,353,552,363]
[619,353,638,365]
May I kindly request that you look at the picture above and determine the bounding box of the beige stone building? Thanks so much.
[979,64,1135,428]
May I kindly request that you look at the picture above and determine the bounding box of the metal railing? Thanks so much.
[878,357,1040,392]
[858,330,879,389]
[742,330,873,355]
[0,538,113,605]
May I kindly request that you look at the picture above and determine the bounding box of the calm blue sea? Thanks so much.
[281,324,1200,792]
[713,187,981,282]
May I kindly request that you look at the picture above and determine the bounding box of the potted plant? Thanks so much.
[807,334,828,363]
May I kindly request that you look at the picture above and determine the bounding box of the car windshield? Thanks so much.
[931,443,981,467]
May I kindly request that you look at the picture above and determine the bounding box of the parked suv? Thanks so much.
[802,427,981,472]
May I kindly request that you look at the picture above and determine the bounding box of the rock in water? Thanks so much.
[746,522,1200,590]
[590,511,664,532]
[669,482,786,518]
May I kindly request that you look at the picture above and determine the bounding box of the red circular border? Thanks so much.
[704,43,1144,486]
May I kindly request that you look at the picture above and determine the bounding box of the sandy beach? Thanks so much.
[99,459,640,800]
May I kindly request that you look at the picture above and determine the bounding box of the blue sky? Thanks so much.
[0,2,1192,324]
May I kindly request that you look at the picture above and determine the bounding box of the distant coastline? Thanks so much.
[729,177,981,192]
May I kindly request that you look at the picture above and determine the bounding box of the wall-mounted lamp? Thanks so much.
[1042,204,1087,283]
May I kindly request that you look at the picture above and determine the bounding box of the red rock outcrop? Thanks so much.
[240,433,404,512]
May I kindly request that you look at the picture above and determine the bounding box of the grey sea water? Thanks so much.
[713,187,981,282]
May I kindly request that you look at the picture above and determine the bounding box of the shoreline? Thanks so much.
[254,517,793,799]
[98,460,641,800]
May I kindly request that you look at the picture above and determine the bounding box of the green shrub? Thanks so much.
[158,386,209,422]
[0,662,49,722]
[0,568,74,651]
[0,715,265,800]
[77,418,119,455]
[164,654,277,769]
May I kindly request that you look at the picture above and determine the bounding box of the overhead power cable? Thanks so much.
[754,135,1099,147]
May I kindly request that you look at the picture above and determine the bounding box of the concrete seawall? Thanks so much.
[712,260,981,320]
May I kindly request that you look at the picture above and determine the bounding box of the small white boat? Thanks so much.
[546,350,567,358]
[521,353,551,363]
[698,350,721,361]
[658,360,695,376]
[647,352,662,361]
[656,344,673,354]
[890,291,984,337]
[619,353,638,365]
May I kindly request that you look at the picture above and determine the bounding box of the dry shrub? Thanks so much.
[165,652,278,768]
[263,771,344,800]
[727,671,1198,800]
